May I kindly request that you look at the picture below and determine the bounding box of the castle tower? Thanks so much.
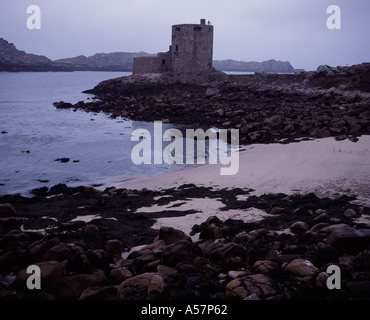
[133,19,214,75]
[171,19,214,75]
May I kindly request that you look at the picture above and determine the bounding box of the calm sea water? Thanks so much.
[0,71,192,196]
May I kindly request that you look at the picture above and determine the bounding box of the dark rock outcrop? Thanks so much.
[0,184,369,300]
[53,63,370,145]
[311,63,370,92]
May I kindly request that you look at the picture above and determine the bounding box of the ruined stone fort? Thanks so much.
[133,19,214,75]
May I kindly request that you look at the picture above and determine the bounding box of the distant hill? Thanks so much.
[0,37,153,72]
[0,38,68,71]
[57,55,297,73]
[0,37,297,73]
[213,59,296,73]
[54,52,155,71]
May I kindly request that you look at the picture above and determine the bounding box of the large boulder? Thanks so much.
[43,243,73,262]
[253,260,279,275]
[132,250,159,274]
[157,226,190,245]
[326,225,370,255]
[104,239,124,260]
[111,267,133,282]
[282,259,319,281]
[161,240,201,267]
[290,221,309,234]
[200,241,247,262]
[29,238,59,262]
[226,274,280,300]
[117,273,168,300]
[316,65,339,76]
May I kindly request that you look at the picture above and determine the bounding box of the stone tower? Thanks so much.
[133,19,214,75]
[171,19,214,74]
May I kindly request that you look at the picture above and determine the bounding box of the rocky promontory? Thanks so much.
[0,38,69,72]
[54,63,370,145]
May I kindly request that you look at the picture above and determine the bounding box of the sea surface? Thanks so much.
[0,71,195,196]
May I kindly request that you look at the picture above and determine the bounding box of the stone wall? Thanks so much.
[157,52,172,73]
[133,52,173,74]
[132,56,162,74]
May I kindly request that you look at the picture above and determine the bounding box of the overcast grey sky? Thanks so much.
[0,0,369,70]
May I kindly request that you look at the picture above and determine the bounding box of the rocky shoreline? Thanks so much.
[54,63,370,145]
[0,183,369,300]
[1,63,370,301]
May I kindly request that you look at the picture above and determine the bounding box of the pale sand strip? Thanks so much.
[110,136,370,240]
[111,135,370,200]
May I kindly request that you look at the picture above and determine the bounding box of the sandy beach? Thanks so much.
[115,135,370,199]
[99,135,370,242]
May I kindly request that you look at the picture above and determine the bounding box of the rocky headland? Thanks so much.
[0,38,69,72]
[0,37,153,72]
[54,63,370,145]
